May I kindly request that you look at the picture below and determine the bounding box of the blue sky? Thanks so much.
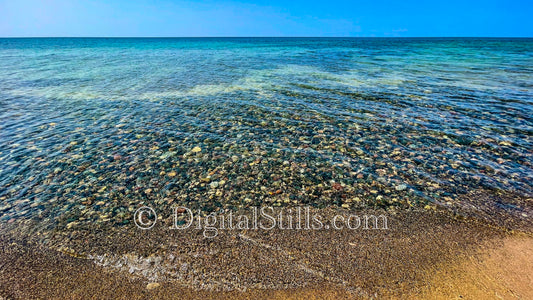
[0,0,532,37]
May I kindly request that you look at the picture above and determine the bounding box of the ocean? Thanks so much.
[0,37,532,231]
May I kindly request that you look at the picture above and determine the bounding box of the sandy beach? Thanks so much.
[1,207,531,299]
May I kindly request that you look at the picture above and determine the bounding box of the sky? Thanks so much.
[0,0,532,37]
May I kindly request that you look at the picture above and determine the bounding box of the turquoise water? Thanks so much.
[0,38,532,228]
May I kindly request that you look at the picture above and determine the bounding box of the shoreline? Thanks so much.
[1,208,531,298]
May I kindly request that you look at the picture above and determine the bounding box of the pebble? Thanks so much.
[191,146,202,153]
[66,222,78,229]
[159,151,174,159]
[395,184,407,191]
[210,181,219,189]
[146,282,160,290]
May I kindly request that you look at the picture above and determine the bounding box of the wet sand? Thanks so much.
[1,208,531,299]
[415,235,533,299]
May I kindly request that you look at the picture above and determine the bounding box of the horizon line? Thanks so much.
[1,36,533,39]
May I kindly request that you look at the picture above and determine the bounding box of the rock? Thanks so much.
[341,203,350,209]
[180,263,189,273]
[66,222,78,229]
[146,282,160,290]
[395,184,407,191]
[159,151,175,159]
[209,181,219,189]
[0,205,12,212]
[191,146,202,153]
[168,171,177,177]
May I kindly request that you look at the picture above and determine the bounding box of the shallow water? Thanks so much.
[0,38,532,229]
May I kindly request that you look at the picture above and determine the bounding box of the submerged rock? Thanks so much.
[395,184,407,191]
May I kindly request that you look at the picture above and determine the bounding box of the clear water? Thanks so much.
[0,38,532,228]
